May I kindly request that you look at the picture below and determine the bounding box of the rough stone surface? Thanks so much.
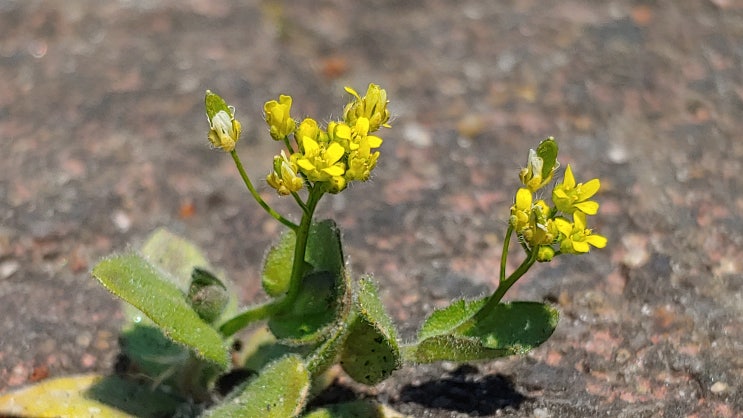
[1,1,742,416]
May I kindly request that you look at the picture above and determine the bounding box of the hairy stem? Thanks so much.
[231,150,298,231]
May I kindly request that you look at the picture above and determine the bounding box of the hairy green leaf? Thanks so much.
[204,354,310,418]
[339,278,400,385]
[262,228,296,297]
[0,374,182,418]
[93,253,229,369]
[417,298,486,340]
[405,300,558,363]
[268,271,346,344]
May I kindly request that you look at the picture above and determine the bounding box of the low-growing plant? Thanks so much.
[0,84,606,417]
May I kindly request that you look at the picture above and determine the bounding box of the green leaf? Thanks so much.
[268,271,347,344]
[205,90,231,121]
[203,354,310,418]
[339,277,401,385]
[135,229,238,327]
[417,298,486,340]
[239,326,313,374]
[119,323,189,384]
[303,400,410,418]
[140,228,212,293]
[305,219,344,276]
[401,334,508,363]
[537,136,559,179]
[262,228,296,297]
[460,301,559,352]
[93,253,230,369]
[0,374,183,418]
[404,300,559,363]
[267,220,350,343]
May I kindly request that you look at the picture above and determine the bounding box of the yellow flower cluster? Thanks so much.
[509,138,606,260]
[264,84,390,195]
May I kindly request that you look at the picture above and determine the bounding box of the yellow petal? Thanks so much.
[323,164,345,177]
[367,135,383,148]
[580,178,601,199]
[572,240,590,253]
[515,188,532,211]
[563,164,576,188]
[303,137,319,155]
[325,142,345,164]
[586,234,607,249]
[574,201,599,215]
[554,218,573,236]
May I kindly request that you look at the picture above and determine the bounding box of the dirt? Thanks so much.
[1,1,742,416]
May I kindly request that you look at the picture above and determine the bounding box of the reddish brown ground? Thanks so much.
[1,1,742,416]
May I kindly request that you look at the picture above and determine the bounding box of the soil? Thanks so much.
[1,1,742,417]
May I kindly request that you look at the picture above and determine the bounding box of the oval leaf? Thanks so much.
[204,354,310,418]
[339,278,401,385]
[92,253,229,369]
[0,374,181,418]
[405,300,558,363]
[460,301,559,352]
[268,271,347,344]
[262,228,296,296]
[417,298,486,340]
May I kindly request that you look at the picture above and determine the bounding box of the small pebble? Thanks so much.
[112,210,132,232]
[403,122,432,147]
[533,407,552,418]
[0,260,19,279]
[710,381,729,394]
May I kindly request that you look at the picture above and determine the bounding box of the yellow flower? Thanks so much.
[552,164,600,215]
[295,118,321,148]
[554,212,607,254]
[295,136,346,183]
[207,108,241,152]
[266,151,304,195]
[343,84,391,132]
[264,95,296,140]
[519,137,559,192]
[327,120,353,151]
[510,188,557,247]
[509,188,533,233]
[537,245,556,262]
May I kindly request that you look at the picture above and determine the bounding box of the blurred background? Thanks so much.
[1,1,741,416]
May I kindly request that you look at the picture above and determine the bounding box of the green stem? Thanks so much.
[230,150,298,231]
[275,185,325,312]
[499,226,513,283]
[291,191,309,215]
[472,244,538,323]
[219,299,281,337]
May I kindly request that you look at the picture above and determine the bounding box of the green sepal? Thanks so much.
[339,277,401,385]
[403,300,558,363]
[92,253,230,369]
[205,90,232,121]
[537,136,559,179]
[203,354,310,418]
